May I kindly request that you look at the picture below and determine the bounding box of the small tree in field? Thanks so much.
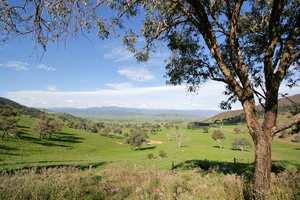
[31,115,61,140]
[125,131,149,150]
[232,137,253,152]
[212,130,226,149]
[203,126,209,133]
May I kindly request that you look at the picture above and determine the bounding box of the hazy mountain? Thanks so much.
[49,106,222,118]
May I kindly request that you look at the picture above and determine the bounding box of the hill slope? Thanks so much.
[0,97,44,118]
[206,94,300,123]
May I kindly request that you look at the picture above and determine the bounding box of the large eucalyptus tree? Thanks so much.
[1,0,299,199]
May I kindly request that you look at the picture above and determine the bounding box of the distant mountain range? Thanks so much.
[49,106,222,118]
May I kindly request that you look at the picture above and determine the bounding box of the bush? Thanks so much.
[159,150,167,158]
[146,152,154,160]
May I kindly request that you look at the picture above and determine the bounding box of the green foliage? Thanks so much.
[146,152,154,160]
[232,137,253,152]
[158,150,167,158]
[0,97,43,118]
[31,115,62,140]
[125,130,149,150]
[212,130,226,149]
[187,122,195,130]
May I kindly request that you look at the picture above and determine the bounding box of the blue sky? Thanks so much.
[1,13,299,110]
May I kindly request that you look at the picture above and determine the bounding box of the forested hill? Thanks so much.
[0,97,44,118]
[206,94,300,123]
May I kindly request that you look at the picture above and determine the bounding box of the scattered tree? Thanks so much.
[31,115,61,140]
[203,126,209,133]
[174,129,187,148]
[187,122,195,130]
[212,130,226,149]
[125,131,149,150]
[0,116,19,140]
[0,109,19,140]
[232,137,253,152]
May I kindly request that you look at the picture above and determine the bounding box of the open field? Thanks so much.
[1,115,299,172]
[0,114,299,199]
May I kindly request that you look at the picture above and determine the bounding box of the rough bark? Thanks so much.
[253,129,273,200]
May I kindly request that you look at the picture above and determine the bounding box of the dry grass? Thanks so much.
[0,165,299,200]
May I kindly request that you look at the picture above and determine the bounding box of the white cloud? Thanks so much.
[37,64,56,71]
[118,66,155,81]
[1,61,29,71]
[5,81,300,110]
[4,82,230,110]
[46,85,56,91]
[106,82,133,90]
[103,47,134,62]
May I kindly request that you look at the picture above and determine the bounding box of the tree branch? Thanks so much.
[272,113,300,135]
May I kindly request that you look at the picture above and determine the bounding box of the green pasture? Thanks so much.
[0,115,299,173]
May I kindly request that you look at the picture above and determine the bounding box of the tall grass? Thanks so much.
[0,165,299,200]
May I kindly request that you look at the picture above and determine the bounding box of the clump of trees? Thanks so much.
[231,137,253,152]
[212,130,226,149]
[31,114,62,140]
[125,131,149,150]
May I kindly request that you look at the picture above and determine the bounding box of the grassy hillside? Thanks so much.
[0,98,299,199]
[1,114,299,172]
[206,93,300,124]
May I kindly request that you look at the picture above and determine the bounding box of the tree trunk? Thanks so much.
[253,129,273,200]
[1,130,6,140]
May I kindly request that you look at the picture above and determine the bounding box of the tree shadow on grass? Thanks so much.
[0,161,109,174]
[230,148,251,152]
[173,159,292,179]
[50,132,84,144]
[20,135,73,148]
[0,144,19,156]
[139,146,157,151]
[108,135,124,140]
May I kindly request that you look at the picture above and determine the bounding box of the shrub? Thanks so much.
[159,150,167,158]
[146,152,154,160]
